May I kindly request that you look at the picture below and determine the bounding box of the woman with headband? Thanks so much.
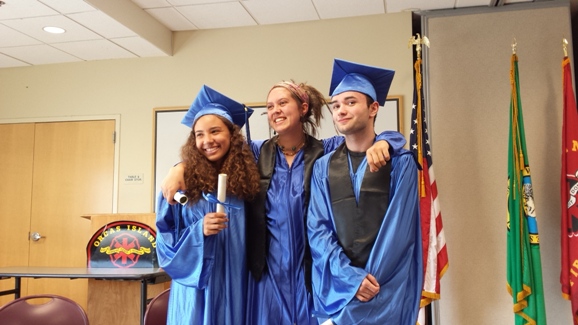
[161,81,406,324]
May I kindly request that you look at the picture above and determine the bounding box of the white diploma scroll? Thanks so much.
[174,191,188,205]
[216,173,227,213]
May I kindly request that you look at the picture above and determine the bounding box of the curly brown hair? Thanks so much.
[180,115,260,204]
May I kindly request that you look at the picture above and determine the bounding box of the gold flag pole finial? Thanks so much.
[563,38,568,57]
[408,33,430,59]
[512,38,517,55]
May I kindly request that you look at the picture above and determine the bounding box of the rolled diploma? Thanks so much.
[216,173,227,213]
[174,191,188,205]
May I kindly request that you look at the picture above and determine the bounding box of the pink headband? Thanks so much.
[271,81,309,105]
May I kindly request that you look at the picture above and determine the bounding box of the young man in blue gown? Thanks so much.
[307,59,424,325]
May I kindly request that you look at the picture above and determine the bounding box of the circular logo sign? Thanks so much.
[87,220,158,268]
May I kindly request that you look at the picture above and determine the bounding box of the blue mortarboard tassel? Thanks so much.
[244,105,252,144]
[202,192,241,210]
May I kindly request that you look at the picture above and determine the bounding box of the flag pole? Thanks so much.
[409,34,430,197]
[410,33,449,325]
[409,33,438,325]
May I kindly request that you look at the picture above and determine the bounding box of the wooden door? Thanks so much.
[26,120,115,307]
[0,124,35,306]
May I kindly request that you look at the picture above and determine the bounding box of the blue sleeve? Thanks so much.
[155,192,217,289]
[365,151,422,293]
[321,136,345,154]
[306,156,367,316]
[250,139,265,160]
[375,130,406,154]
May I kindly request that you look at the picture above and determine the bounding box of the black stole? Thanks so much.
[328,143,391,268]
[246,134,324,292]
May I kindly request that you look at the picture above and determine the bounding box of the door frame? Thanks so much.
[0,115,120,212]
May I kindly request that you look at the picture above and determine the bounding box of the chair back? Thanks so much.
[0,294,89,325]
[144,288,170,325]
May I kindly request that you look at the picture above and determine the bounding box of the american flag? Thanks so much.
[409,56,449,325]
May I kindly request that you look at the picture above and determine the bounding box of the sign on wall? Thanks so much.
[87,220,158,268]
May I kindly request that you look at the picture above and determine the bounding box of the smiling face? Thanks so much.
[193,114,232,164]
[266,87,308,136]
[330,91,378,135]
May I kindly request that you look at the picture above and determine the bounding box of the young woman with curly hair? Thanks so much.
[155,85,260,325]
[180,112,260,204]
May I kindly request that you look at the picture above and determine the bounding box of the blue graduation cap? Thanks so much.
[181,85,253,129]
[329,58,395,106]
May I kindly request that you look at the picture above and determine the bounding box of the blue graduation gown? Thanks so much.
[156,193,247,325]
[246,132,406,325]
[307,150,423,325]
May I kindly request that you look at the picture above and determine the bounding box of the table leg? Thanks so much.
[0,277,20,298]
[14,277,20,299]
[140,279,147,325]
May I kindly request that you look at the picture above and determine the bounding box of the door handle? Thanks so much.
[30,232,46,241]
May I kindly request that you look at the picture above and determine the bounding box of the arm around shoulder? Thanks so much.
[161,162,186,204]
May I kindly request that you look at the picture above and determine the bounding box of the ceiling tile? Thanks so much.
[176,2,256,29]
[2,15,102,43]
[385,0,455,12]
[0,44,82,65]
[0,24,43,47]
[0,0,530,69]
[110,36,169,57]
[0,52,30,68]
[145,7,197,31]
[313,0,384,19]
[131,0,173,9]
[243,0,319,25]
[67,10,137,38]
[52,39,137,60]
[38,0,97,14]
[0,0,58,20]
[167,0,236,5]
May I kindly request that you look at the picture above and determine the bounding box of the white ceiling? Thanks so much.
[0,0,532,69]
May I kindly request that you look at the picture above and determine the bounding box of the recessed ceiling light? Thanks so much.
[43,26,66,34]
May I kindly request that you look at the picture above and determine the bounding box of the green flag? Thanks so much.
[507,53,547,325]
